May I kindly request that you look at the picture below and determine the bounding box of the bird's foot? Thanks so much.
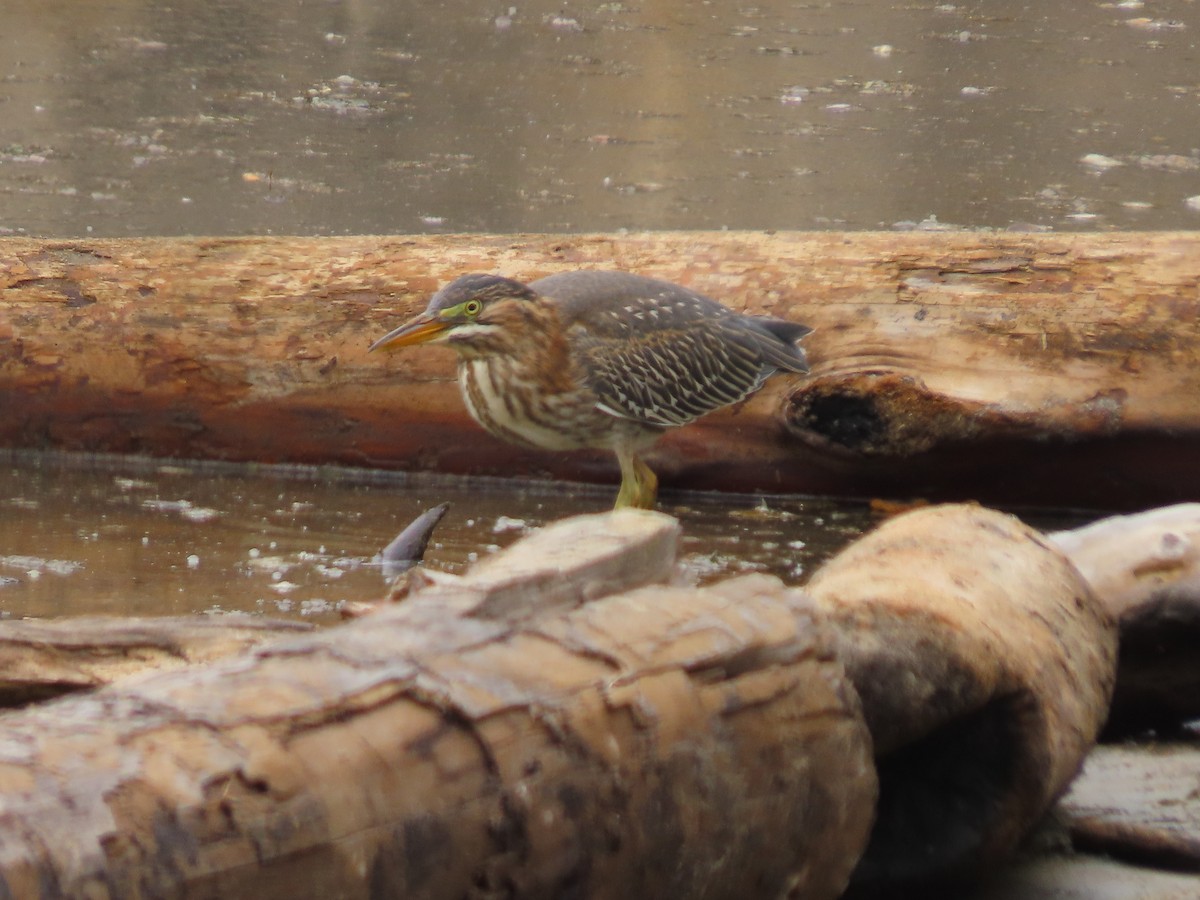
[614,457,658,510]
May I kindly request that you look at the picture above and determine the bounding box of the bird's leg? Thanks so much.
[615,448,658,510]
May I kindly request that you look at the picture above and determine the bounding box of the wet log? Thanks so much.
[0,511,877,900]
[1050,505,1200,735]
[804,504,1118,895]
[2,231,1199,507]
[1059,742,1200,871]
[0,509,679,709]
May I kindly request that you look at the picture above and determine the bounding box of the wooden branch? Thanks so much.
[0,497,1194,894]
[2,232,1198,506]
[0,512,877,900]
[1050,505,1200,735]
[805,504,1118,894]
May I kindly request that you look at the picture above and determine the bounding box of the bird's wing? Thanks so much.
[576,319,775,427]
[530,273,792,427]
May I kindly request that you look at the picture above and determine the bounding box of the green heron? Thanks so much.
[370,271,812,509]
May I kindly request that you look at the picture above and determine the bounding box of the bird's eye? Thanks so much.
[463,299,483,316]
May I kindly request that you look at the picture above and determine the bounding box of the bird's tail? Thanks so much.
[754,317,813,373]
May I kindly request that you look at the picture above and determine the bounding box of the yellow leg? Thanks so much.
[615,449,658,510]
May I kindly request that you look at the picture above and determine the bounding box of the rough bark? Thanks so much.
[0,511,877,900]
[0,615,311,708]
[1050,505,1200,735]
[2,231,1198,507]
[804,504,1118,895]
[1059,743,1200,871]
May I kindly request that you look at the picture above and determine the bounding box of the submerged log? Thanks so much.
[805,504,1118,895]
[2,232,1199,506]
[0,511,877,900]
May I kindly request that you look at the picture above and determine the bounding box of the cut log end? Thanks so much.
[807,504,1118,893]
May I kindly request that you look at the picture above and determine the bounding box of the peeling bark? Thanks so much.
[805,504,1118,894]
[2,232,1198,506]
[0,512,877,900]
[0,615,311,707]
[1,501,1195,896]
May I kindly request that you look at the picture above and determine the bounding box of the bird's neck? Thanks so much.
[450,299,563,362]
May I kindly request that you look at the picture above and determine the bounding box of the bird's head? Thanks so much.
[369,274,539,356]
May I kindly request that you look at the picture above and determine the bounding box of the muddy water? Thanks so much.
[1,0,1198,236]
[0,453,884,621]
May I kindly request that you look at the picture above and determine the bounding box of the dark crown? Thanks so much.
[430,274,537,312]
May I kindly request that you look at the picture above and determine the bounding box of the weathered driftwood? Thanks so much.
[805,505,1118,895]
[1051,505,1200,735]
[1059,742,1200,871]
[2,232,1199,507]
[2,501,1196,897]
[0,511,877,900]
[0,505,680,706]
[0,615,311,708]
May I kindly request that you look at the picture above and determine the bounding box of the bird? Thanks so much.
[369,270,812,509]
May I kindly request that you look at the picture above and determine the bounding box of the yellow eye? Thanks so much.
[463,299,482,316]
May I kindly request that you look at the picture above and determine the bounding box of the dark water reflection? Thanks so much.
[0,453,884,621]
[2,0,1199,236]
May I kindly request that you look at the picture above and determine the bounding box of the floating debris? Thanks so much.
[376,502,450,580]
[1125,18,1185,31]
[780,86,810,105]
[0,555,83,577]
[492,515,530,534]
[1136,154,1200,172]
[141,498,220,522]
[1081,153,1124,170]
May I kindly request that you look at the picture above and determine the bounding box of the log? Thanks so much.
[804,504,1118,894]
[0,511,878,900]
[0,511,679,708]
[0,615,311,708]
[1059,742,1200,871]
[1050,505,1200,735]
[3,232,1199,507]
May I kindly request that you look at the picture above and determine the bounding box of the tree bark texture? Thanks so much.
[0,615,311,708]
[0,511,877,900]
[0,495,1184,896]
[2,231,1198,507]
[1050,505,1200,735]
[805,504,1118,894]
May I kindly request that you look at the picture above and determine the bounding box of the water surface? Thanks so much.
[1,0,1197,236]
[0,452,880,621]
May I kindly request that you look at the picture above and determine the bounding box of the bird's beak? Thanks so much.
[369,312,449,353]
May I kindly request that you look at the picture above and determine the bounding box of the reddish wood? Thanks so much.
[2,232,1199,507]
